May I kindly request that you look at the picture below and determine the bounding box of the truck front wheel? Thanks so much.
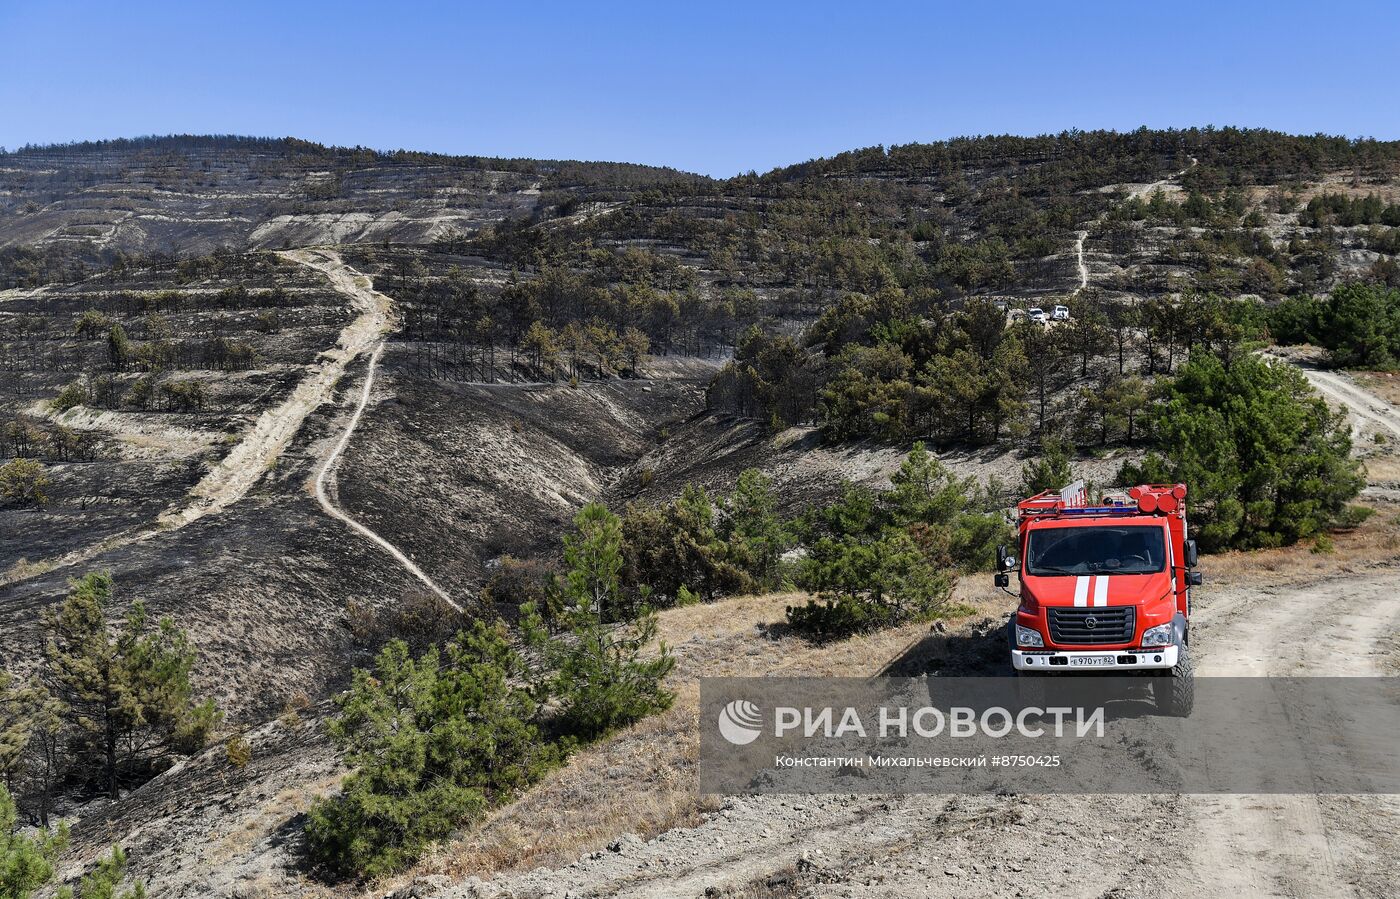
[1154,643,1195,717]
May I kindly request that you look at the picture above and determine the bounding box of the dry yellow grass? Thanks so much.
[2,557,57,583]
[1352,370,1400,408]
[1200,501,1400,587]
[367,588,993,895]
[1361,457,1400,482]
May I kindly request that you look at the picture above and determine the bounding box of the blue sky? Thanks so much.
[1,1,1396,177]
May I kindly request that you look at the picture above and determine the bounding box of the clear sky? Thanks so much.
[1,0,1396,177]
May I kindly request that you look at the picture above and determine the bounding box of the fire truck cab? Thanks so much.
[996,483,1201,711]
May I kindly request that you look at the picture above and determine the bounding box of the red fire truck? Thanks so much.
[995,483,1201,713]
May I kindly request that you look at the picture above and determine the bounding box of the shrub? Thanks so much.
[0,459,50,508]
[0,784,68,899]
[1120,352,1364,550]
[479,558,555,622]
[51,380,90,412]
[159,379,207,412]
[225,736,252,770]
[70,844,147,899]
[345,591,470,656]
[786,443,1003,641]
[1019,438,1075,495]
[72,309,112,340]
[721,469,790,590]
[789,529,954,641]
[621,486,750,609]
[305,624,557,879]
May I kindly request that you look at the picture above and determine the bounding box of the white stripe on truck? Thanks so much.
[1094,575,1109,607]
[1073,576,1089,607]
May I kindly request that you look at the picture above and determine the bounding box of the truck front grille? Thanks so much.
[1048,607,1135,645]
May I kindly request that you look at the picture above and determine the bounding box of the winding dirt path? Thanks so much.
[1,248,396,586]
[1292,364,1400,442]
[4,249,460,611]
[155,249,390,529]
[289,250,461,611]
[1073,157,1196,295]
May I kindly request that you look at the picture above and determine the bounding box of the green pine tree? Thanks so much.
[524,503,675,740]
[0,783,67,899]
[306,622,554,879]
[1121,352,1365,550]
[43,574,218,800]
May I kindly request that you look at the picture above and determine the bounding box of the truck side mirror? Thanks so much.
[1185,539,1198,568]
[1188,571,1203,586]
[994,573,1009,588]
[997,545,1017,571]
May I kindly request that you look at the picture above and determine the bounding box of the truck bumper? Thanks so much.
[1013,644,1179,671]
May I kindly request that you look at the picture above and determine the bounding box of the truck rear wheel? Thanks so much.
[1155,643,1194,717]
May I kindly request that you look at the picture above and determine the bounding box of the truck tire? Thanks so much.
[1155,643,1194,717]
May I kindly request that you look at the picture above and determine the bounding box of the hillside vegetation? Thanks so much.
[0,127,1397,896]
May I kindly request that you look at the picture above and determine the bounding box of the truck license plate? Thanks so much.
[1067,656,1115,667]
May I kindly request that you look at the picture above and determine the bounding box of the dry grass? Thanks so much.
[366,589,990,896]
[1352,371,1400,407]
[1362,457,1400,482]
[1292,175,1400,204]
[2,556,57,583]
[208,774,342,868]
[1204,501,1400,587]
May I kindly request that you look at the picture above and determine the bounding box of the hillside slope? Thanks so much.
[1,129,1399,897]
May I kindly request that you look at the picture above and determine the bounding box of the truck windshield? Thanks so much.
[1025,525,1166,576]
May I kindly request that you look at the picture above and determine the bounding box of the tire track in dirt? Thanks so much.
[1294,364,1400,442]
[1185,571,1400,898]
[1,247,395,587]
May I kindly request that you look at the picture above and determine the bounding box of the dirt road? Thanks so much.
[1,248,461,613]
[1183,570,1400,898]
[290,250,461,611]
[0,248,398,586]
[1292,364,1400,442]
[436,575,1399,899]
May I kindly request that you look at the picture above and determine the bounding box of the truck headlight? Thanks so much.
[1015,624,1044,648]
[1141,622,1175,646]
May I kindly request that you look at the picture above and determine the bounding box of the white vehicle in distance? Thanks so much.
[1027,307,1049,324]
[1052,304,1071,321]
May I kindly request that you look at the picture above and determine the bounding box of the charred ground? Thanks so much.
[1,128,1399,896]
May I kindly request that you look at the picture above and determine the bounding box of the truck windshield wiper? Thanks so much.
[1030,565,1083,575]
